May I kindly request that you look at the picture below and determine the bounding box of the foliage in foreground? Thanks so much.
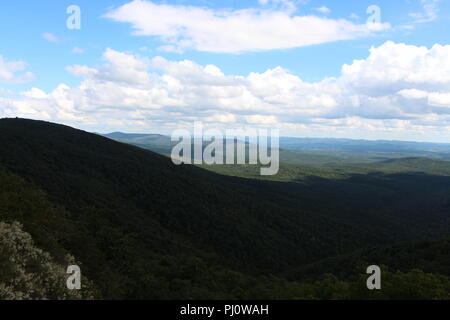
[0,221,94,300]
[1,221,448,300]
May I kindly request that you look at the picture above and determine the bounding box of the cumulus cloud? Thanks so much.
[67,48,151,85]
[3,42,450,139]
[104,0,389,53]
[340,42,450,92]
[0,56,34,84]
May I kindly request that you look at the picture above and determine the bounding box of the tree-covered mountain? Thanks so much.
[0,118,449,299]
[289,237,450,281]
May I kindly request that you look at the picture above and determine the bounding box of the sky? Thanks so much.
[1,0,450,142]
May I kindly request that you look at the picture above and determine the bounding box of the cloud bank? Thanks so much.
[2,41,450,140]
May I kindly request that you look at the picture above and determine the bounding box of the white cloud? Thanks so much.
[340,42,450,89]
[22,87,48,99]
[398,88,429,99]
[428,92,450,107]
[409,0,441,23]
[399,89,450,108]
[0,56,34,84]
[3,42,450,140]
[67,48,150,85]
[104,0,389,53]
[42,32,59,43]
[314,6,330,15]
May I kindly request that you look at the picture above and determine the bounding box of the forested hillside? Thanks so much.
[0,118,449,299]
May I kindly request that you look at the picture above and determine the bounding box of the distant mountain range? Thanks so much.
[102,132,450,163]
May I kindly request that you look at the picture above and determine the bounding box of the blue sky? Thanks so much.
[1,0,450,141]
